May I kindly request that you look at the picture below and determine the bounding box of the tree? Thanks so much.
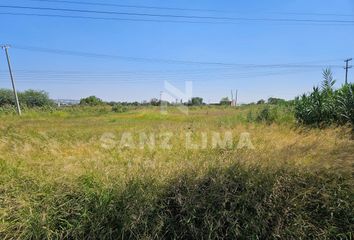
[257,99,265,105]
[220,97,231,105]
[150,98,160,106]
[189,97,203,106]
[1,89,54,108]
[267,97,286,105]
[80,96,103,106]
[19,90,54,107]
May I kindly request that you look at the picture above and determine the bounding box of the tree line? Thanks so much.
[0,89,53,108]
[1,69,352,128]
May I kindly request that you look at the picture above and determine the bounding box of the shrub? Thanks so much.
[188,97,204,106]
[0,89,54,108]
[267,97,286,105]
[246,111,255,122]
[257,99,265,105]
[149,98,160,106]
[256,106,277,124]
[19,90,54,108]
[112,105,128,113]
[220,97,231,105]
[0,89,15,106]
[295,68,354,127]
[336,83,354,125]
[80,96,104,106]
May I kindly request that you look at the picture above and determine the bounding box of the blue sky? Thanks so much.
[0,0,353,103]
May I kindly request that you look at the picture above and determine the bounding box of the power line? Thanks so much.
[17,0,354,17]
[0,5,233,20]
[1,68,321,85]
[11,45,343,69]
[270,11,354,18]
[0,63,340,78]
[1,10,353,26]
[0,68,325,81]
[0,64,339,86]
[22,0,226,13]
[0,12,232,25]
[0,58,343,74]
[0,71,317,80]
[19,0,354,17]
[2,12,354,26]
[1,5,354,24]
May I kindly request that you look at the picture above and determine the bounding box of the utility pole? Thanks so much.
[344,58,352,85]
[1,45,21,115]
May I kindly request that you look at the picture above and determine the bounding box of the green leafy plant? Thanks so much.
[80,96,104,106]
[294,68,353,127]
[0,89,15,106]
[19,90,54,108]
[336,83,354,125]
[256,106,277,124]
[112,104,128,113]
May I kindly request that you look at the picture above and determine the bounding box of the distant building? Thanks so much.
[54,99,80,107]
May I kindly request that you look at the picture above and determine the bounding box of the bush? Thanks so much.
[80,96,104,106]
[246,110,255,122]
[336,83,354,125]
[19,90,54,108]
[256,106,277,124]
[220,97,231,105]
[112,105,128,113]
[295,69,354,127]
[188,97,204,106]
[257,99,265,105]
[0,89,54,108]
[267,97,286,105]
[0,89,15,106]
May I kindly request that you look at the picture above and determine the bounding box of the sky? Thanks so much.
[0,0,353,103]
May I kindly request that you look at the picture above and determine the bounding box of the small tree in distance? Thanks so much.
[20,90,54,107]
[220,97,231,105]
[80,96,104,106]
[150,98,160,106]
[257,99,265,105]
[0,89,54,108]
[267,97,286,105]
[189,97,204,106]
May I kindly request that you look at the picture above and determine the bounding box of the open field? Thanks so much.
[0,106,353,239]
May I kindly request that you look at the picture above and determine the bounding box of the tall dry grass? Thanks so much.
[0,107,353,239]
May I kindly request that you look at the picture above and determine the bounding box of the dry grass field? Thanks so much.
[0,106,353,239]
